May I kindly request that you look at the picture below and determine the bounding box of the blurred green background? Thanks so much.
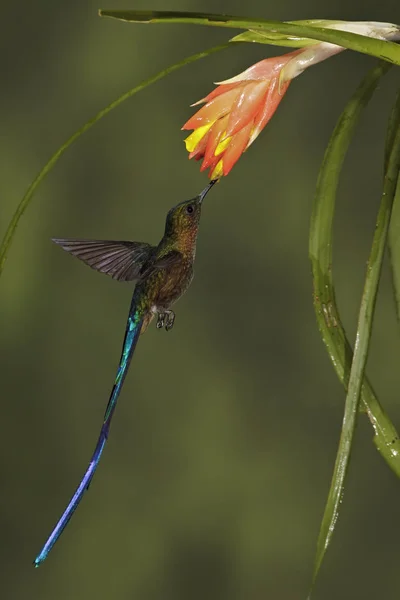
[1,1,400,599]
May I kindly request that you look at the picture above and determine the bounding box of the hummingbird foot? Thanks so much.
[156,313,165,329]
[156,310,175,331]
[165,310,175,332]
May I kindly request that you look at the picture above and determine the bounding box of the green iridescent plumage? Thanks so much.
[33,180,216,567]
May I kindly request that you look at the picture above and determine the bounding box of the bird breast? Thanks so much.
[156,260,194,308]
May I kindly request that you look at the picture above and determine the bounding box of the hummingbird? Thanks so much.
[33,180,217,567]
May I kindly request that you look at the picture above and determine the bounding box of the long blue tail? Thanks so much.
[34,298,144,567]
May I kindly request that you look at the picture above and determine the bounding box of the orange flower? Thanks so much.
[183,19,400,179]
[182,49,304,179]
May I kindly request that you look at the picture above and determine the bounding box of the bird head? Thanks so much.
[164,180,217,237]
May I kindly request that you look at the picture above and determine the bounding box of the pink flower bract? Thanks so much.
[182,49,301,179]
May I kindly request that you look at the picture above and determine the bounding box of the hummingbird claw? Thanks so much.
[156,313,165,329]
[156,310,175,331]
[165,311,175,331]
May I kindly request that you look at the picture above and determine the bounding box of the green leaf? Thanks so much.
[386,91,400,167]
[309,61,400,476]
[99,10,400,65]
[309,66,400,593]
[0,43,229,278]
[231,20,344,48]
[230,30,319,48]
[387,93,400,323]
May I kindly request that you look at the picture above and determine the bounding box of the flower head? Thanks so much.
[182,20,400,179]
[182,49,303,179]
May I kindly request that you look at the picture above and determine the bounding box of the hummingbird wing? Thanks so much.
[138,250,183,280]
[52,239,155,281]
[34,296,145,567]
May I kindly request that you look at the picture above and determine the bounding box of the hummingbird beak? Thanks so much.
[198,179,217,204]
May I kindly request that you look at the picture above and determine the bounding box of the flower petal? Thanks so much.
[210,159,224,180]
[215,135,232,157]
[184,121,214,152]
[215,49,302,84]
[221,121,253,175]
[247,77,291,148]
[190,82,239,106]
[189,129,211,160]
[225,80,269,138]
[182,86,241,130]
[201,115,229,170]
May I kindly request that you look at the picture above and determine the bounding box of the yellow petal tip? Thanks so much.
[214,134,232,157]
[210,159,224,179]
[184,122,214,153]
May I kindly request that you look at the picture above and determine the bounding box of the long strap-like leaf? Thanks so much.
[309,64,400,594]
[310,63,400,476]
[387,93,400,322]
[99,11,400,66]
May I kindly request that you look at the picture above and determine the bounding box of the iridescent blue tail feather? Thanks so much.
[33,300,144,567]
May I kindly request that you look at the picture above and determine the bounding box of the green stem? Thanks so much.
[0,42,229,277]
[99,11,400,66]
[310,72,400,591]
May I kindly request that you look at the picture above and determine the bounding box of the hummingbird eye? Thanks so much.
[186,204,194,215]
